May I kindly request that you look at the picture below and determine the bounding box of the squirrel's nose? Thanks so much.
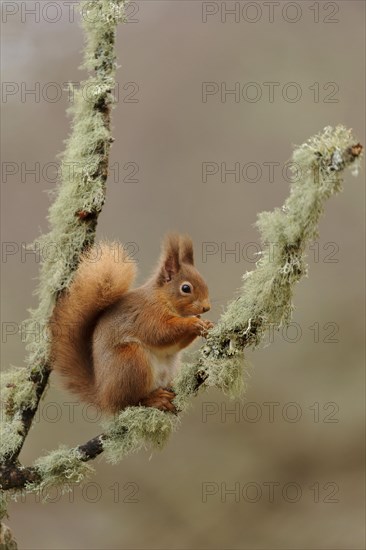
[202,303,211,313]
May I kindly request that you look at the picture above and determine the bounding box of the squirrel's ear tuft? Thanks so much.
[180,234,194,265]
[159,233,181,283]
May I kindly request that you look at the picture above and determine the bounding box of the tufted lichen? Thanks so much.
[200,126,362,363]
[103,407,178,464]
[25,447,95,498]
[25,0,128,372]
[0,368,38,420]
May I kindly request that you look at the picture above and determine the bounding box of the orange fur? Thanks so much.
[50,235,212,414]
[50,242,136,404]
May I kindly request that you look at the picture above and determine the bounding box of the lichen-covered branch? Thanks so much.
[0,0,127,516]
[1,127,362,497]
[191,127,363,391]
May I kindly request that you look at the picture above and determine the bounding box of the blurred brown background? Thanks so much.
[1,1,365,549]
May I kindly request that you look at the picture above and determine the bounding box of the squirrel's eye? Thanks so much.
[181,283,192,294]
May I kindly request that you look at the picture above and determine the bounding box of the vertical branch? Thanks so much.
[0,0,126,495]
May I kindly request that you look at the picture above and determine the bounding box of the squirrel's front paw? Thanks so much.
[192,317,214,336]
[140,387,177,414]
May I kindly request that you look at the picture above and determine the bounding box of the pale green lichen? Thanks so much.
[172,362,203,412]
[25,0,127,371]
[0,414,24,463]
[0,368,38,420]
[103,407,177,464]
[173,354,247,412]
[26,447,95,497]
[202,126,361,363]
[197,354,247,397]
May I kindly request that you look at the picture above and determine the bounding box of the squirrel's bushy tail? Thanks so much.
[50,242,136,404]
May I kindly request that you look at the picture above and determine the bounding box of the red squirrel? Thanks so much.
[50,234,213,414]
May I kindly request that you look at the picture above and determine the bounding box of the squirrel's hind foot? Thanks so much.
[140,387,177,414]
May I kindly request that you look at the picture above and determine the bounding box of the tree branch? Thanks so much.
[1,0,127,512]
[1,127,362,492]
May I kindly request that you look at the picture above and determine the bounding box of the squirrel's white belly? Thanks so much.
[148,345,181,389]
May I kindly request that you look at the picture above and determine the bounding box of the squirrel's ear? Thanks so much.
[159,234,181,283]
[180,235,194,265]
